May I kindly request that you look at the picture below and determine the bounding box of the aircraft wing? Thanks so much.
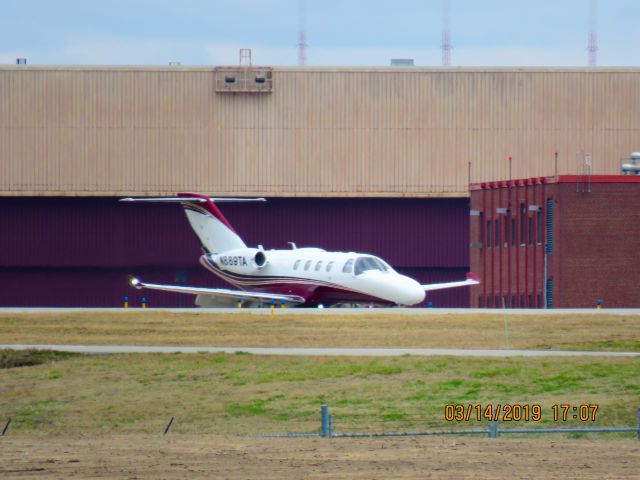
[422,273,480,292]
[128,276,306,307]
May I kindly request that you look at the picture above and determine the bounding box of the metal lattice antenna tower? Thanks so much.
[297,0,307,66]
[588,0,598,67]
[441,0,452,66]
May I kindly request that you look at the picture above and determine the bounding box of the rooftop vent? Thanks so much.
[215,67,272,93]
[390,58,414,67]
[621,151,640,175]
[255,70,266,84]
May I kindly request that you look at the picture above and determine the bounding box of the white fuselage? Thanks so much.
[201,247,426,307]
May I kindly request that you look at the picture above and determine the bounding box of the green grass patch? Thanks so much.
[380,411,407,422]
[0,349,80,369]
[225,399,269,417]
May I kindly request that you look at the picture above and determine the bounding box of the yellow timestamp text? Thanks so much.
[551,404,599,421]
[444,404,600,422]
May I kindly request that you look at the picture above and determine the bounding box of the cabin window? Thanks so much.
[354,256,388,275]
[304,260,312,271]
[379,259,392,272]
[293,260,301,270]
[342,258,354,273]
[326,261,334,272]
[315,261,323,271]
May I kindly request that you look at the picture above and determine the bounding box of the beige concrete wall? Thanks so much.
[1,66,639,197]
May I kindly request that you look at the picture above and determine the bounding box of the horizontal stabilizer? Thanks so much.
[120,196,266,203]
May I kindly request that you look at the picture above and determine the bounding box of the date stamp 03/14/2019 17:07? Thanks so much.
[444,404,600,422]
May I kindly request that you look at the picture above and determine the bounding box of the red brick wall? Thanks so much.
[471,178,640,308]
[556,182,640,307]
[470,180,547,308]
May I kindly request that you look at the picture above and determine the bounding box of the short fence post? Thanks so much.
[636,408,640,441]
[321,405,330,438]
[488,420,499,438]
[1,419,10,436]
[163,416,174,435]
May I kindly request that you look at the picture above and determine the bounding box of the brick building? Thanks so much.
[469,175,640,308]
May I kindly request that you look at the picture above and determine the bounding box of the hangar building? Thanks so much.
[1,66,638,307]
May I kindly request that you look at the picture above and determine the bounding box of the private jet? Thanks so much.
[121,193,478,307]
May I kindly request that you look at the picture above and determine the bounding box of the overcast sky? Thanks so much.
[1,0,638,67]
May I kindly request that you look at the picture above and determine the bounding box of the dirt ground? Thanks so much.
[1,435,638,479]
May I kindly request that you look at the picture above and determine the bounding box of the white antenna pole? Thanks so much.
[297,0,308,66]
[588,0,598,67]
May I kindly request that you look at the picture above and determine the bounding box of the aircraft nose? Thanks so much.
[395,275,426,306]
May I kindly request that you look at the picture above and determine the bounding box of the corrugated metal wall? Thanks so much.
[0,267,469,307]
[0,267,212,307]
[1,197,468,267]
[2,67,639,197]
[0,197,470,307]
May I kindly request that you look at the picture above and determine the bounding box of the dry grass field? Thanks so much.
[1,310,639,478]
[1,310,639,351]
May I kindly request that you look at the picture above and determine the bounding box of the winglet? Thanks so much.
[466,272,480,283]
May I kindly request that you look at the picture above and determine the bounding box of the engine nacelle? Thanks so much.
[210,248,269,274]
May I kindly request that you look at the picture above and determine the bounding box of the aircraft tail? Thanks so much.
[177,193,247,253]
[120,193,266,254]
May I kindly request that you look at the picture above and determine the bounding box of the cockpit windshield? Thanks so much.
[354,256,390,275]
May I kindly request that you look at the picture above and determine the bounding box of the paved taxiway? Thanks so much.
[2,307,640,315]
[2,344,638,357]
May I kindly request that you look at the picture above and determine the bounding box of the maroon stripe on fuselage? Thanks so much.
[199,256,394,306]
[309,286,395,306]
[200,255,336,286]
[200,256,323,299]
